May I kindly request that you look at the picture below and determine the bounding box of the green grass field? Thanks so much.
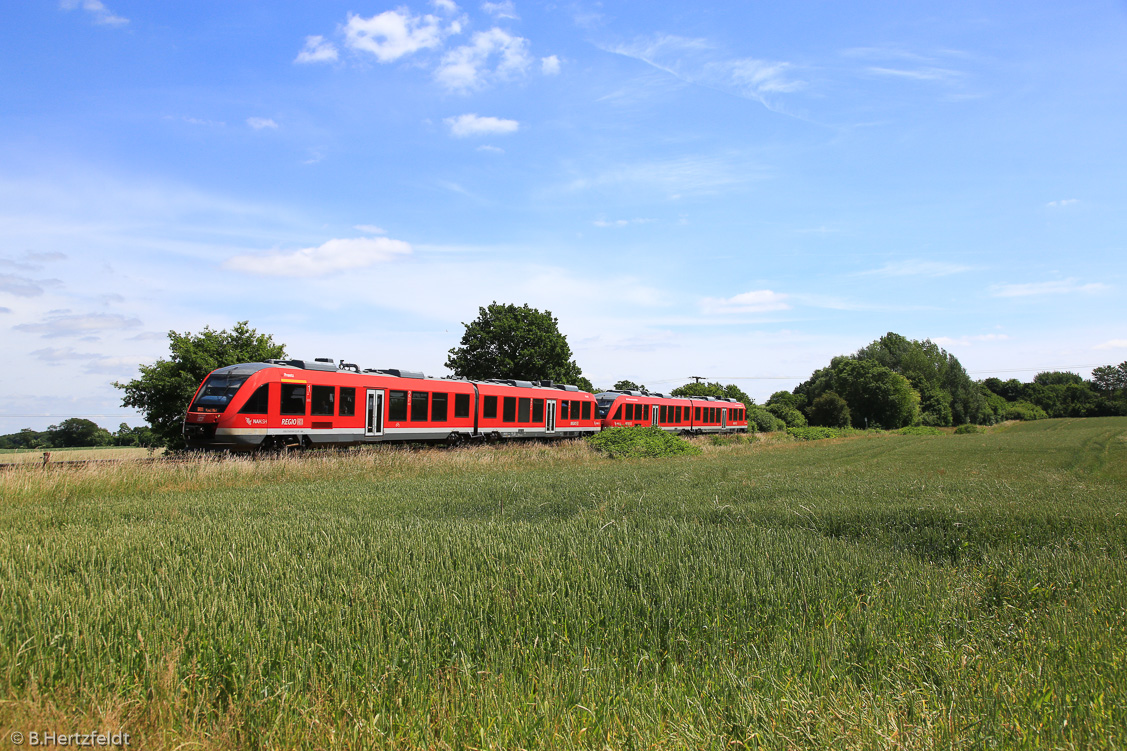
[1,419,1125,749]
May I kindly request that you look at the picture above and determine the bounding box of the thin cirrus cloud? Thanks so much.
[605,34,802,108]
[700,289,791,315]
[224,236,412,277]
[857,259,974,277]
[445,113,519,137]
[246,117,278,130]
[990,278,1108,298]
[60,0,128,26]
[1094,339,1127,350]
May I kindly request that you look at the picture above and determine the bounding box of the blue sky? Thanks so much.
[2,0,1125,433]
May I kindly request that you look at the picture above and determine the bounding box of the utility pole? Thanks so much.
[690,375,705,384]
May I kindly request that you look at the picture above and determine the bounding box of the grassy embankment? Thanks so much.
[1,418,1125,749]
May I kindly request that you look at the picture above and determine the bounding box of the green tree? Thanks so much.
[1092,362,1127,397]
[855,332,985,425]
[613,379,646,392]
[1033,371,1084,386]
[830,359,920,429]
[47,418,113,447]
[446,303,587,386]
[115,321,286,448]
[807,391,851,428]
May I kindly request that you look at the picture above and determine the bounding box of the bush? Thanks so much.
[1003,401,1049,421]
[748,406,786,433]
[807,391,851,428]
[898,426,944,436]
[587,426,702,458]
[786,426,842,441]
[954,424,984,434]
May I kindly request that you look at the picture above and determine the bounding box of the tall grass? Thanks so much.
[1,419,1125,749]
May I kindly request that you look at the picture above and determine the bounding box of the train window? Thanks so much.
[311,385,335,416]
[280,384,306,415]
[581,401,591,420]
[695,407,701,421]
[675,406,682,423]
[560,400,569,420]
[389,391,408,421]
[411,392,429,421]
[432,393,448,422]
[644,404,650,420]
[611,405,621,420]
[518,397,530,422]
[532,398,544,423]
[711,407,717,422]
[625,403,634,420]
[483,395,497,419]
[339,387,355,416]
[238,384,270,414]
[502,396,517,422]
[454,393,470,419]
[570,401,579,420]
[659,405,667,423]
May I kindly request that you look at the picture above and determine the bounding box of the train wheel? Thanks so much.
[445,432,463,447]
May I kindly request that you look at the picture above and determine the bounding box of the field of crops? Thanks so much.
[1,418,1125,749]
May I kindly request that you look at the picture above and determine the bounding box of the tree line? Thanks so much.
[14,309,1123,450]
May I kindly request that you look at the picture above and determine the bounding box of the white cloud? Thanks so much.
[865,66,960,82]
[295,35,339,64]
[1047,198,1080,208]
[477,145,505,154]
[435,28,532,92]
[224,236,412,277]
[343,9,453,63]
[1094,339,1127,350]
[432,0,460,13]
[858,259,973,277]
[60,0,128,26]
[700,290,790,314]
[541,55,561,75]
[246,117,279,130]
[990,278,1108,298]
[445,113,520,137]
[482,1,518,19]
[354,224,387,235]
[14,312,142,339]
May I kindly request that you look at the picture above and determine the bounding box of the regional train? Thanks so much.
[183,358,747,451]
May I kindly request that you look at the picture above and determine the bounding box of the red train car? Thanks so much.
[183,359,600,451]
[595,390,748,434]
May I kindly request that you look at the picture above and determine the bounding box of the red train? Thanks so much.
[183,358,747,451]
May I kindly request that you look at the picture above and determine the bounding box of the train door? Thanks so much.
[546,400,556,434]
[651,405,660,427]
[721,407,728,430]
[365,389,384,437]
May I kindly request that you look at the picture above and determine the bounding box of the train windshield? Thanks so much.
[191,373,250,413]
[595,395,618,418]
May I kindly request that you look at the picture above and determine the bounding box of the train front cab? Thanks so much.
[183,362,283,451]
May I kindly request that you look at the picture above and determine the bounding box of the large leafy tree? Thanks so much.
[855,332,986,425]
[114,321,285,448]
[446,303,588,387]
[797,356,919,429]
